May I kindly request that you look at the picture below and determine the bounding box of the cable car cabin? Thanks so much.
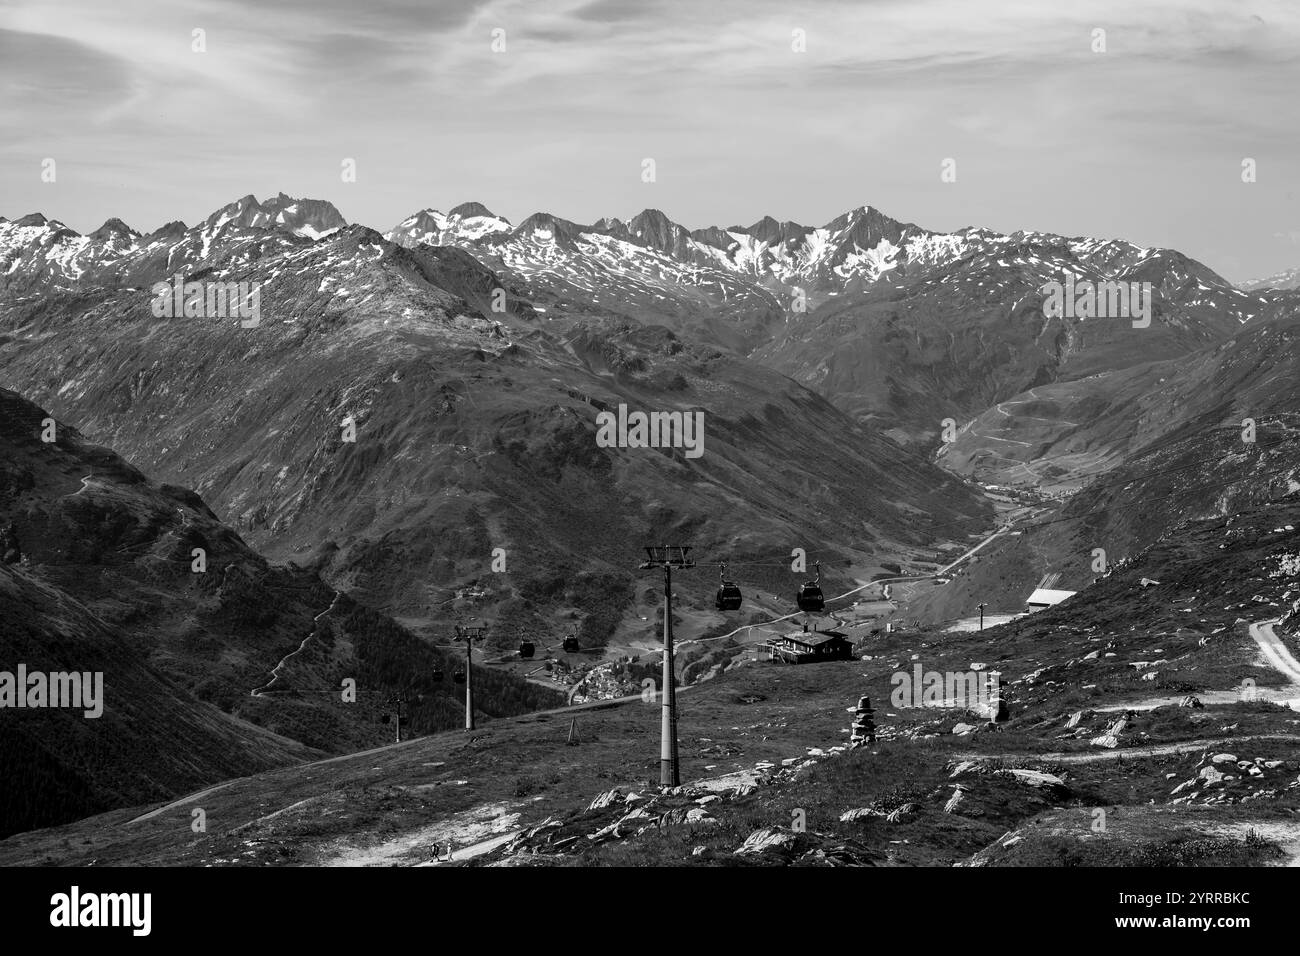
[796,582,825,613]
[715,582,743,612]
[453,669,466,684]
[519,640,535,659]
[562,636,581,653]
[432,667,445,682]
[764,630,854,665]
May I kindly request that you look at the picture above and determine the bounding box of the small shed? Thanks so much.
[1025,588,1076,613]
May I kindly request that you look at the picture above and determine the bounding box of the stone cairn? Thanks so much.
[849,695,876,748]
[985,670,1008,723]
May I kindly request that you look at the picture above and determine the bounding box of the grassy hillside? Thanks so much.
[0,388,563,838]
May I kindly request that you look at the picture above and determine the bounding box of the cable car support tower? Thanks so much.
[455,622,486,731]
[639,545,695,787]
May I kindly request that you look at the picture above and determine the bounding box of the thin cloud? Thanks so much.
[0,0,1296,281]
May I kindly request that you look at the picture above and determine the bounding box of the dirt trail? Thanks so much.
[251,590,341,697]
[961,734,1300,766]
[321,801,524,867]
[1251,621,1300,684]
[127,782,237,825]
[1088,620,1300,714]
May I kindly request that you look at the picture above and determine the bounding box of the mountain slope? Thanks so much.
[384,203,1278,447]
[0,200,992,653]
[912,309,1300,620]
[0,387,561,838]
[6,491,1300,867]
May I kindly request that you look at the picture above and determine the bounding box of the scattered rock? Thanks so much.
[886,803,916,823]
[1198,766,1226,786]
[1001,768,1067,790]
[587,789,623,810]
[1091,714,1129,749]
[840,807,885,823]
[735,828,797,855]
[944,786,966,814]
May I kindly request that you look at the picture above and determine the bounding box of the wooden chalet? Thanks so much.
[765,627,855,665]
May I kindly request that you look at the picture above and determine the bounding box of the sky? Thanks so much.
[1,0,1298,282]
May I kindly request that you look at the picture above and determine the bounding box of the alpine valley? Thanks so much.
[4,192,1300,851]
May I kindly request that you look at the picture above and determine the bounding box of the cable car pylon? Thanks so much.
[639,544,694,787]
[454,621,486,731]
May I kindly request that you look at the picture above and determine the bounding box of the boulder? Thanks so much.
[840,807,885,822]
[1001,768,1067,790]
[1198,766,1226,786]
[886,803,917,823]
[949,759,980,778]
[735,828,797,855]
[944,786,967,814]
[587,788,623,810]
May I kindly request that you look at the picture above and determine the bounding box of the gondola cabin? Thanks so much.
[562,636,581,653]
[453,668,466,684]
[796,582,825,613]
[715,581,743,611]
[765,629,854,665]
[519,640,535,659]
